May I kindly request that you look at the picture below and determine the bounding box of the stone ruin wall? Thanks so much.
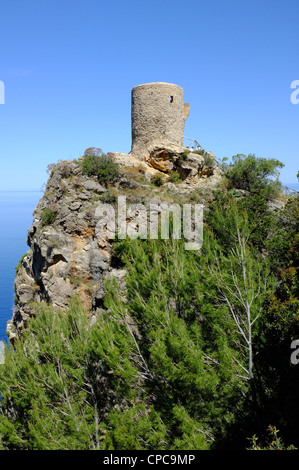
[131,82,189,160]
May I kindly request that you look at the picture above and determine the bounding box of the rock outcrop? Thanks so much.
[7,150,223,341]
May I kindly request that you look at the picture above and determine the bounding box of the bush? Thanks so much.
[203,153,215,167]
[179,150,189,160]
[192,149,204,156]
[225,154,284,197]
[169,171,182,183]
[80,149,119,183]
[15,252,30,274]
[41,208,57,226]
[151,174,164,186]
[99,191,117,204]
[248,426,297,450]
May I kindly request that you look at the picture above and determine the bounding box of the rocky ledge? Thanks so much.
[8,150,223,342]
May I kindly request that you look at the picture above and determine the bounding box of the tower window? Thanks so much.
[170,96,173,103]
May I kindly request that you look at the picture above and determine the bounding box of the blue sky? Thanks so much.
[0,0,298,190]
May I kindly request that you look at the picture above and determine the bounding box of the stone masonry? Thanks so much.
[131,82,190,160]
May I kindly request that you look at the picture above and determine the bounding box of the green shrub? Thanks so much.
[203,153,215,167]
[80,149,119,183]
[99,191,117,204]
[15,252,29,274]
[179,150,189,160]
[169,171,182,183]
[151,174,164,186]
[192,148,204,156]
[41,208,57,226]
[225,154,284,197]
[248,426,297,450]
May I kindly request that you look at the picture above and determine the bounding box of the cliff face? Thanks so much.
[8,151,222,341]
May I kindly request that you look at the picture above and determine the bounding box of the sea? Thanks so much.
[0,191,42,345]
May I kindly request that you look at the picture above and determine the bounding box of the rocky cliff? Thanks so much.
[8,149,223,342]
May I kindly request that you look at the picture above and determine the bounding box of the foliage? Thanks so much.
[266,194,299,272]
[98,191,117,204]
[224,153,284,198]
[151,173,164,186]
[203,202,275,380]
[203,153,215,167]
[247,193,299,447]
[84,147,103,157]
[0,299,160,450]
[15,251,30,274]
[80,148,119,183]
[169,171,182,183]
[0,232,253,450]
[208,154,286,252]
[178,150,189,160]
[41,208,57,226]
[218,189,298,449]
[198,184,299,449]
[1,153,299,450]
[109,236,250,448]
[248,426,297,450]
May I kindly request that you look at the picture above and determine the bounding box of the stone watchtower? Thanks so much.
[131,82,190,160]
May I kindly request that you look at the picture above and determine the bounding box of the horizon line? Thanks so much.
[0,190,43,192]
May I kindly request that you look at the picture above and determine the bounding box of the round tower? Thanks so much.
[131,82,188,160]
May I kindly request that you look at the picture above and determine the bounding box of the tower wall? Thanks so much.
[131,82,187,160]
